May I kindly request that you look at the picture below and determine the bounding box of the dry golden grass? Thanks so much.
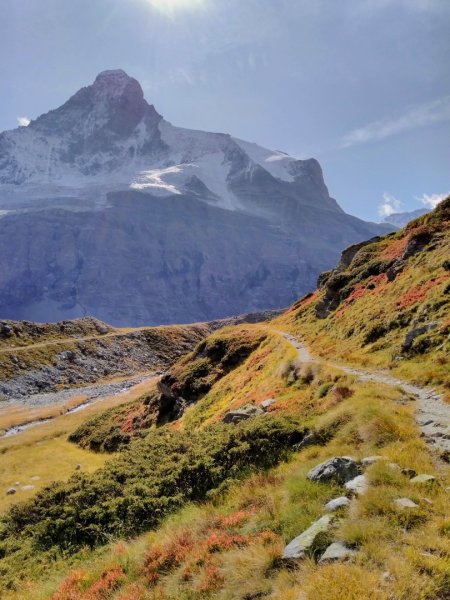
[0,394,88,432]
[0,377,158,513]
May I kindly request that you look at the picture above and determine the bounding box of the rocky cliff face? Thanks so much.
[0,70,392,325]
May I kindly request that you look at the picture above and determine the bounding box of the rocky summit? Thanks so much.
[0,70,391,325]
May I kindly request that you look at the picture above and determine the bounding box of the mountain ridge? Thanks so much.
[0,69,392,326]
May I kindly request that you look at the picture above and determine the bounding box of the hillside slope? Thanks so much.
[277,196,450,394]
[0,202,448,599]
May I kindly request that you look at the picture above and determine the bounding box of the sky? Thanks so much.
[1,0,449,222]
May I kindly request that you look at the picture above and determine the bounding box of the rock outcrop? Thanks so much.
[307,456,360,485]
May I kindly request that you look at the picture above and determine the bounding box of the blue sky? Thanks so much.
[1,0,449,221]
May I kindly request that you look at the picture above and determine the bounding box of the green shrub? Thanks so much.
[1,415,305,555]
[317,382,334,398]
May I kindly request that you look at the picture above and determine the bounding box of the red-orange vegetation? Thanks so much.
[335,283,368,317]
[381,235,410,260]
[289,292,318,313]
[51,570,87,600]
[246,345,272,368]
[196,561,224,594]
[397,275,448,309]
[120,404,146,436]
[143,511,279,588]
[143,530,195,583]
[83,566,125,600]
[218,508,256,528]
[243,386,282,408]
[298,292,318,309]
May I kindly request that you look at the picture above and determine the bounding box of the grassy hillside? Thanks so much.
[277,197,450,395]
[0,201,448,599]
[68,325,268,452]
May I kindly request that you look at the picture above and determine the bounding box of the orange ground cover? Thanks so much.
[397,275,448,309]
[51,566,124,600]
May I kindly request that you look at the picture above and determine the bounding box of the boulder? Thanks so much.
[308,456,360,485]
[6,487,16,495]
[402,323,438,352]
[324,496,351,512]
[0,323,12,337]
[223,404,264,424]
[394,497,418,509]
[344,474,368,496]
[319,542,357,563]
[21,485,35,491]
[260,398,276,411]
[282,514,334,561]
[410,474,436,485]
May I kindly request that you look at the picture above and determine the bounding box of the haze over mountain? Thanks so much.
[0,70,391,326]
[383,208,429,228]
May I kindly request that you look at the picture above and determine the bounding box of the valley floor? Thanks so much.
[0,376,159,514]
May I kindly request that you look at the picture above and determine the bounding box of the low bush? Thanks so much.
[0,415,305,555]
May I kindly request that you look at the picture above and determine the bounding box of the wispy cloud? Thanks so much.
[17,116,30,127]
[341,95,450,148]
[378,192,402,217]
[417,192,448,209]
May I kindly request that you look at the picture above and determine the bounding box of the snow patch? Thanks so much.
[130,165,184,195]
[232,137,297,182]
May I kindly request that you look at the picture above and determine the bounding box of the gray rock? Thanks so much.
[260,398,276,411]
[344,474,368,496]
[319,542,357,563]
[410,474,436,485]
[282,514,334,561]
[6,487,16,495]
[361,455,383,467]
[0,323,12,337]
[30,476,40,481]
[308,456,360,485]
[324,496,351,512]
[21,485,35,491]
[394,497,418,509]
[402,323,438,352]
[223,404,264,424]
[294,431,320,450]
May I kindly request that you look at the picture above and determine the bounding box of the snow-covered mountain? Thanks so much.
[0,70,336,212]
[0,70,392,326]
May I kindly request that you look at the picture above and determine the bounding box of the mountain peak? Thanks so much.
[95,68,132,81]
[91,69,144,100]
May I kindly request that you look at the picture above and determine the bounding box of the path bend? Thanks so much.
[275,330,450,454]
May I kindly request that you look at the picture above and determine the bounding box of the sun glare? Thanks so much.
[147,0,205,15]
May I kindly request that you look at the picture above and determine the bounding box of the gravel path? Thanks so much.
[277,331,450,454]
